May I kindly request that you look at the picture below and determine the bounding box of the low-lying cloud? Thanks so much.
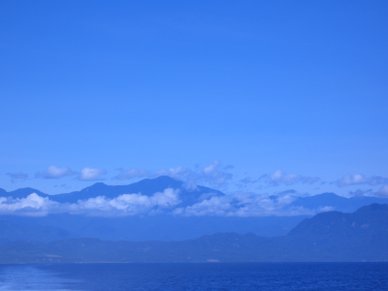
[0,187,373,217]
[174,191,317,217]
[336,174,388,187]
[69,188,180,215]
[0,189,180,217]
[376,185,388,197]
[242,170,321,187]
[36,166,74,179]
[78,167,106,181]
[0,193,57,216]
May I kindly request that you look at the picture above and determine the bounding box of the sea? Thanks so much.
[0,263,387,290]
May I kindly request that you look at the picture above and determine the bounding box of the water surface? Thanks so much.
[0,263,387,290]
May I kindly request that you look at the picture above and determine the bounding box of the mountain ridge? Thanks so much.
[0,203,387,263]
[1,176,388,220]
[1,176,387,206]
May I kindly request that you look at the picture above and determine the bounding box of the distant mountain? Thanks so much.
[292,192,349,209]
[55,176,182,200]
[283,204,388,261]
[289,203,388,240]
[52,176,224,205]
[0,216,70,242]
[1,177,388,242]
[0,176,307,240]
[0,187,48,199]
[291,192,388,213]
[0,204,387,263]
[2,177,388,214]
[0,214,306,241]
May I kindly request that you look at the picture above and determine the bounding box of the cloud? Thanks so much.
[0,189,180,217]
[6,172,29,183]
[336,174,366,186]
[0,186,348,217]
[10,161,233,189]
[174,196,233,216]
[252,170,320,186]
[158,161,234,189]
[0,193,58,216]
[336,174,388,187]
[174,191,315,217]
[36,166,74,179]
[78,167,106,181]
[201,161,234,186]
[375,185,388,197]
[69,188,180,216]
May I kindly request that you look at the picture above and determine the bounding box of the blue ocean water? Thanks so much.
[0,263,387,290]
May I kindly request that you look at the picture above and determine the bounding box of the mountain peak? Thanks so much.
[289,203,388,238]
[8,187,47,198]
[82,182,108,192]
[126,175,183,194]
[52,175,187,203]
[310,192,348,202]
[138,175,182,186]
[152,175,181,183]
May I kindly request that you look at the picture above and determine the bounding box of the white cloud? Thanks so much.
[337,174,388,187]
[157,161,234,189]
[29,161,234,188]
[256,170,320,186]
[174,191,313,217]
[0,189,180,217]
[69,188,180,216]
[270,170,298,185]
[37,166,73,179]
[79,167,106,181]
[0,193,58,216]
[174,196,233,216]
[200,161,234,186]
[376,185,388,197]
[337,173,366,186]
[0,187,343,217]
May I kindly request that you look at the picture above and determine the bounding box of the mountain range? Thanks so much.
[0,176,223,204]
[0,204,387,263]
[1,176,388,240]
[2,175,388,211]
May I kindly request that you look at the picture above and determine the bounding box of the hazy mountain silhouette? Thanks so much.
[0,204,387,263]
[290,203,388,237]
[291,192,388,212]
[51,176,224,206]
[0,187,47,199]
[0,214,306,241]
[2,176,387,211]
[1,176,388,242]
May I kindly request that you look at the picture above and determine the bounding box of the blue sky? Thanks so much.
[1,0,388,195]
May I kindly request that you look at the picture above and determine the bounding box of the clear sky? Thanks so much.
[1,0,388,195]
